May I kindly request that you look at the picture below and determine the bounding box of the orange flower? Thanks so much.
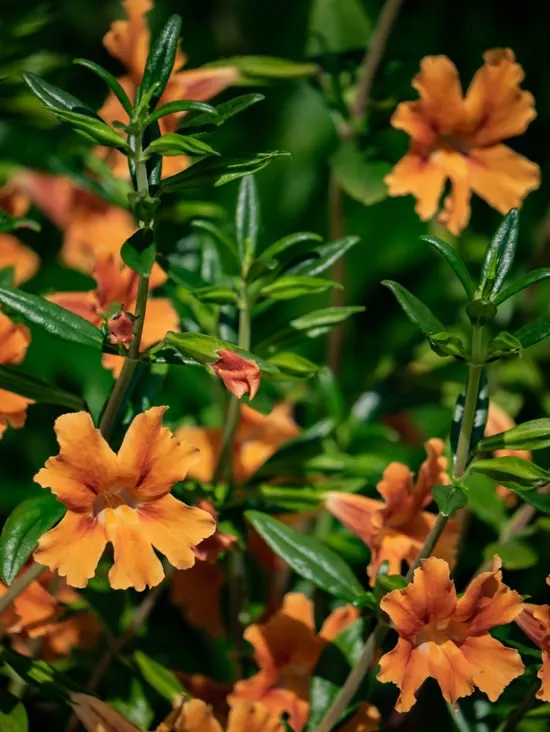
[193,500,237,563]
[212,350,261,401]
[386,49,539,234]
[325,439,458,583]
[171,561,227,637]
[516,603,550,701]
[0,181,40,285]
[98,0,239,179]
[485,402,531,505]
[160,699,285,732]
[377,556,524,712]
[229,592,359,731]
[0,311,34,438]
[176,403,299,484]
[49,254,178,376]
[33,406,216,590]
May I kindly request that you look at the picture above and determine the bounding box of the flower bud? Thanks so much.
[107,311,134,345]
[212,349,261,400]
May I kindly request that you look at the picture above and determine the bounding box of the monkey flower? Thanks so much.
[33,407,216,590]
[212,350,261,401]
[386,49,539,234]
[0,182,40,284]
[516,603,550,701]
[377,556,524,712]
[0,311,34,438]
[325,439,458,583]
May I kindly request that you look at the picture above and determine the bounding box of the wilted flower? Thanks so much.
[377,556,524,711]
[386,49,539,234]
[0,311,34,438]
[516,603,550,700]
[212,350,261,401]
[325,439,458,583]
[107,310,135,345]
[33,407,216,590]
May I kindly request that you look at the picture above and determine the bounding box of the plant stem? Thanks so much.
[0,562,45,615]
[499,679,539,732]
[316,326,486,732]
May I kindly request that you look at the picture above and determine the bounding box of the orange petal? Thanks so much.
[460,634,524,701]
[380,557,457,637]
[171,698,223,732]
[174,426,222,483]
[138,494,215,570]
[11,579,58,636]
[377,638,430,713]
[140,298,180,350]
[0,235,40,285]
[34,512,106,589]
[454,556,523,633]
[104,505,164,591]
[212,350,261,401]
[384,149,448,222]
[319,604,360,641]
[70,692,140,732]
[34,412,118,511]
[464,49,536,147]
[171,562,226,637]
[412,438,449,509]
[171,66,240,103]
[468,144,540,216]
[118,406,200,501]
[515,603,550,648]
[108,311,135,345]
[103,0,152,83]
[0,311,31,365]
[367,530,418,584]
[237,403,300,445]
[227,701,284,732]
[93,255,138,311]
[13,171,74,229]
[0,389,33,438]
[338,703,381,732]
[432,149,472,235]
[324,492,382,547]
[538,649,550,701]
[412,55,465,134]
[46,291,100,325]
[390,101,437,147]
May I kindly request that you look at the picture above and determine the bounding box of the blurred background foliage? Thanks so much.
[2,1,550,728]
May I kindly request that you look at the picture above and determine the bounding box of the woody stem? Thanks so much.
[99,132,151,441]
[317,326,486,732]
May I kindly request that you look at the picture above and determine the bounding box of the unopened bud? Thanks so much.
[107,311,134,345]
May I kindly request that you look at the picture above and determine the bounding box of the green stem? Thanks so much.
[0,562,46,615]
[316,326,487,732]
[499,679,539,732]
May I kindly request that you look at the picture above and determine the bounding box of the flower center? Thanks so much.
[437,132,471,156]
[415,617,468,648]
[93,484,136,517]
[277,662,311,698]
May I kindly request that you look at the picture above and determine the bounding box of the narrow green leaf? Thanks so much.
[177,94,264,134]
[191,220,240,262]
[144,132,219,158]
[260,276,340,300]
[0,495,65,585]
[54,109,128,149]
[432,484,468,516]
[236,175,259,259]
[146,100,218,127]
[246,511,365,601]
[463,474,507,531]
[74,58,132,116]
[138,15,182,109]
[0,268,15,288]
[286,237,360,277]
[382,280,443,335]
[0,648,74,702]
[494,268,550,305]
[260,232,323,262]
[486,331,522,361]
[291,306,364,333]
[0,692,28,732]
[479,209,519,299]
[210,56,318,79]
[478,419,550,453]
[468,457,550,490]
[509,488,550,514]
[265,352,320,378]
[0,212,40,234]
[192,285,238,305]
[514,315,550,349]
[0,365,85,411]
[484,539,537,570]
[331,140,389,206]
[0,288,103,349]
[133,651,184,702]
[422,235,476,299]
[21,71,85,111]
[121,229,157,277]
[252,420,334,480]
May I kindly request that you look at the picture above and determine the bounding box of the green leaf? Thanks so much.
[375,572,408,596]
[192,286,238,305]
[0,495,65,585]
[133,651,184,702]
[507,487,550,515]
[514,315,550,350]
[479,209,519,299]
[253,420,334,479]
[463,474,507,531]
[0,648,73,703]
[210,56,318,79]
[159,151,289,193]
[54,109,128,149]
[0,268,15,288]
[0,212,40,234]
[307,0,372,55]
[494,268,550,305]
[0,365,85,411]
[236,175,260,259]
[308,618,365,731]
[286,237,360,277]
[258,485,325,511]
[467,457,550,490]
[290,306,364,335]
[484,539,537,570]
[433,484,468,516]
[164,332,279,374]
[74,58,132,116]
[382,280,444,336]
[191,220,240,262]
[260,276,340,300]
[21,71,85,111]
[478,418,550,453]
[486,331,523,361]
[421,235,476,299]
[427,330,467,360]
[246,511,365,601]
[144,133,219,158]
[0,692,28,732]
[260,232,323,262]
[265,352,320,378]
[0,288,103,349]
[331,141,389,206]
[138,14,182,110]
[178,93,265,132]
[121,229,156,277]
[146,100,218,127]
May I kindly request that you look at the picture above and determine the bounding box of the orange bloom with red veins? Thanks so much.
[177,403,299,484]
[0,311,34,438]
[386,49,540,234]
[229,593,360,731]
[212,350,261,401]
[325,439,458,583]
[33,407,216,590]
[377,556,524,712]
[485,402,531,505]
[516,603,550,700]
[98,0,239,179]
[49,254,178,376]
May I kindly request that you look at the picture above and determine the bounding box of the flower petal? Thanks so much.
[434,149,472,235]
[227,701,284,732]
[324,492,382,547]
[390,101,437,146]
[319,604,360,641]
[104,505,164,591]
[0,311,31,365]
[464,49,536,146]
[538,649,550,701]
[34,412,118,511]
[460,634,524,701]
[0,389,33,439]
[138,494,216,570]
[0,235,40,285]
[377,638,430,713]
[47,292,100,325]
[212,350,261,401]
[170,66,240,103]
[171,562,226,637]
[385,149,447,222]
[412,55,464,133]
[412,438,449,509]
[140,298,180,350]
[380,557,457,637]
[515,603,550,648]
[34,512,106,588]
[468,144,540,216]
[102,0,152,83]
[174,426,222,483]
[118,406,200,501]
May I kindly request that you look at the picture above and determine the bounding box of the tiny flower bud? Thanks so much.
[193,500,237,562]
[212,349,261,400]
[107,311,134,345]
